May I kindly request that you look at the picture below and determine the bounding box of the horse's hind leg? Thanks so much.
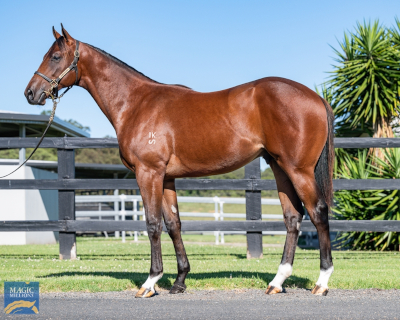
[285,167,333,296]
[266,159,304,295]
[161,179,190,294]
[135,167,165,298]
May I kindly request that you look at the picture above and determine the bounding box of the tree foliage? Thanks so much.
[333,149,400,251]
[0,148,58,161]
[327,20,400,138]
[0,147,121,164]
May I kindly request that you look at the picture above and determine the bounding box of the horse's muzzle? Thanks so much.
[25,88,46,105]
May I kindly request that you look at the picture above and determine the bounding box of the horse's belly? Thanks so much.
[165,143,264,178]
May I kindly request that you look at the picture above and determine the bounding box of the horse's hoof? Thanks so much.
[265,285,282,295]
[311,285,328,296]
[135,287,156,298]
[169,283,186,294]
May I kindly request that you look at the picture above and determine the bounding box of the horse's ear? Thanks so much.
[52,26,62,40]
[60,23,73,42]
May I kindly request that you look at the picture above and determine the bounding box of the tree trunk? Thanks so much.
[371,118,394,160]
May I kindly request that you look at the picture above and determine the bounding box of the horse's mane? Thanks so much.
[85,43,192,90]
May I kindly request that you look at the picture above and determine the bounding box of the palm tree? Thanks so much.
[328,20,400,140]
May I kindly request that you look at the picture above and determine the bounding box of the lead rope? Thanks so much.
[0,98,58,179]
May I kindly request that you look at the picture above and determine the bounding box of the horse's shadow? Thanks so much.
[36,271,310,290]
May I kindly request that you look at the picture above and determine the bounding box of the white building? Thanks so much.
[0,165,59,244]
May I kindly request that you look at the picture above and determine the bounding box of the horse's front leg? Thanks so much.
[162,179,190,294]
[135,167,165,298]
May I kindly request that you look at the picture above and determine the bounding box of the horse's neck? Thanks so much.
[78,43,153,130]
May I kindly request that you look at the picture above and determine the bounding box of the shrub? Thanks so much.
[333,149,400,251]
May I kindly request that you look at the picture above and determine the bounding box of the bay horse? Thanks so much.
[25,26,334,297]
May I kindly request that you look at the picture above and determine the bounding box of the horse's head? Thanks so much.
[24,25,79,105]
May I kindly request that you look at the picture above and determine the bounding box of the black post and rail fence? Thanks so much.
[1,137,400,259]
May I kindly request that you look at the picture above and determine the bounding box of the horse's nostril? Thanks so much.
[27,89,34,100]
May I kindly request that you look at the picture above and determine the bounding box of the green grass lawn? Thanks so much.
[1,237,399,293]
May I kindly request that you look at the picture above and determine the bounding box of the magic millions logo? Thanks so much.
[4,282,39,314]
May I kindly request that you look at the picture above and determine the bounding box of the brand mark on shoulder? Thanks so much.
[148,132,156,144]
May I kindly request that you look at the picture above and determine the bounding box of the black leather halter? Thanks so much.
[34,40,80,99]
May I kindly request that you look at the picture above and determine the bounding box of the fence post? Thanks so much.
[58,148,76,260]
[245,158,263,259]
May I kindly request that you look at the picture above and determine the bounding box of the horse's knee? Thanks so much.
[146,218,163,237]
[283,210,303,233]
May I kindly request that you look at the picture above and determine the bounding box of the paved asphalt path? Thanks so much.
[1,289,399,319]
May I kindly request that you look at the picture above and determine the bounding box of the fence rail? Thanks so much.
[1,220,400,232]
[1,137,400,259]
[2,137,400,149]
[0,179,399,190]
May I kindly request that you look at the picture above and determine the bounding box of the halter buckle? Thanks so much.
[49,79,58,89]
[74,50,80,58]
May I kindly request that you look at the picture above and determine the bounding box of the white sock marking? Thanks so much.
[142,273,163,292]
[269,263,292,290]
[316,266,334,288]
[171,205,177,213]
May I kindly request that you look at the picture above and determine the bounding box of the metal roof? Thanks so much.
[0,111,90,138]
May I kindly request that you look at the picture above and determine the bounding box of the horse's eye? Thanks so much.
[51,55,61,62]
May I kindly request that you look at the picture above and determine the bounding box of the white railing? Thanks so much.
[75,194,283,244]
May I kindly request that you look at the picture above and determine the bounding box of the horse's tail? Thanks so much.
[315,98,334,209]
